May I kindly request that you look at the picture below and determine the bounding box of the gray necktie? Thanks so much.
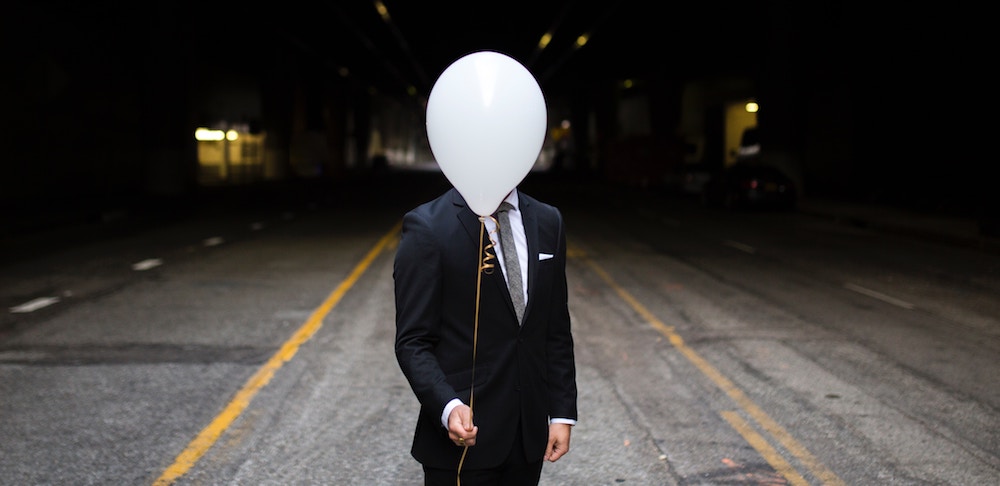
[496,202,525,323]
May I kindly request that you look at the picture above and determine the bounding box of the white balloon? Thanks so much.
[426,51,547,216]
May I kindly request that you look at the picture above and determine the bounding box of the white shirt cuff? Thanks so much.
[442,398,463,428]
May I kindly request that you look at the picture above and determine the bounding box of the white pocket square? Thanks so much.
[538,253,554,261]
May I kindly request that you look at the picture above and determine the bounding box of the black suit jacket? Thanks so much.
[394,187,577,470]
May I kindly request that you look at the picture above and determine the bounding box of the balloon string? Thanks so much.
[481,215,498,274]
[457,217,498,486]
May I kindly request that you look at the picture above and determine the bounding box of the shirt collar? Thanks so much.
[503,189,520,211]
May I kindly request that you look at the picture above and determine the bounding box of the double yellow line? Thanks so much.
[577,247,846,486]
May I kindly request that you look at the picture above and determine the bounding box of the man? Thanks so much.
[394,186,578,485]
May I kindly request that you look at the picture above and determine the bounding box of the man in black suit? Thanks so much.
[394,186,578,485]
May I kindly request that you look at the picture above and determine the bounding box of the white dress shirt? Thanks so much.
[482,190,528,306]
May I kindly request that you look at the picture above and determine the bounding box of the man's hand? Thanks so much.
[447,404,478,447]
[544,422,572,462]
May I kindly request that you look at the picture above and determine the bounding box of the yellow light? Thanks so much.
[538,32,552,49]
[375,1,390,20]
[195,128,225,141]
[623,79,633,89]
[745,101,759,113]
[226,130,239,141]
[575,34,589,48]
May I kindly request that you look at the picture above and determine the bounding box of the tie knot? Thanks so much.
[498,201,514,214]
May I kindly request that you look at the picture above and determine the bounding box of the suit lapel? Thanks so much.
[520,195,538,325]
[454,190,483,247]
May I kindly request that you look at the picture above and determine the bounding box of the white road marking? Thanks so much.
[724,240,757,254]
[844,283,915,309]
[10,296,60,313]
[132,258,163,271]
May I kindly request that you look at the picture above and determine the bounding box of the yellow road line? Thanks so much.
[153,221,401,485]
[579,255,846,486]
[720,410,809,486]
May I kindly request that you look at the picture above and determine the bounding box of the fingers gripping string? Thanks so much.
[458,216,496,485]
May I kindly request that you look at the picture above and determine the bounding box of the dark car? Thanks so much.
[701,163,798,210]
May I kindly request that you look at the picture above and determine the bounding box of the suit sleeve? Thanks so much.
[393,208,457,422]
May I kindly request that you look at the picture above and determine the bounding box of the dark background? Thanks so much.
[1,1,990,235]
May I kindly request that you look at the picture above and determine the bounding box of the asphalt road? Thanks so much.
[1,172,998,485]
